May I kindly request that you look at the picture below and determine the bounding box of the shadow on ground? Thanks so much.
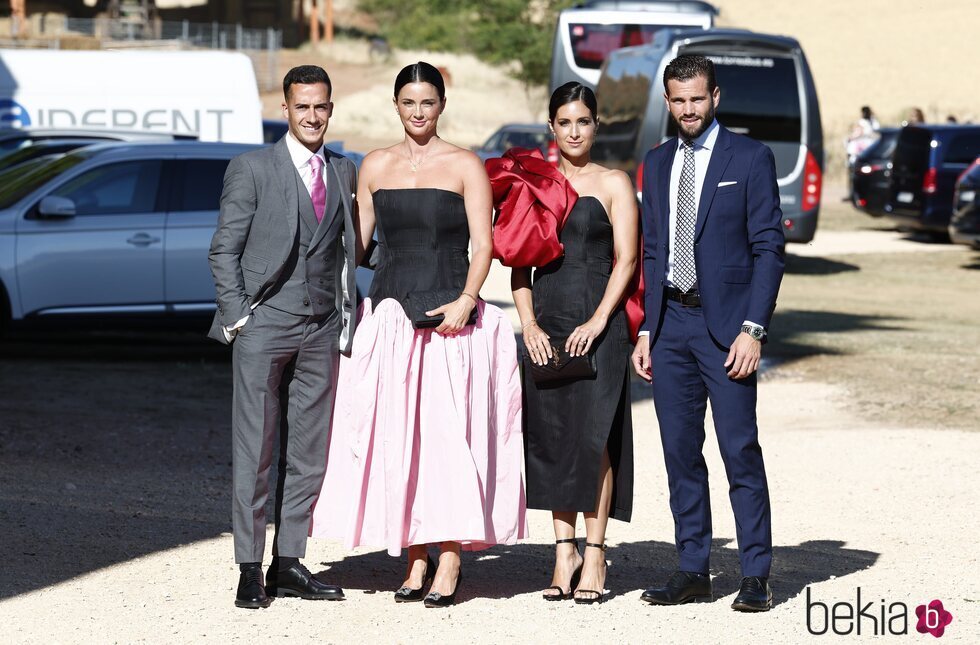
[317,538,878,608]
[0,329,233,599]
[767,310,907,363]
[785,254,860,276]
[0,326,228,362]
[628,309,908,402]
[0,330,879,603]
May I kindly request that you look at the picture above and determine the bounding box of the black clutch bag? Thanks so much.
[404,289,479,329]
[524,336,597,383]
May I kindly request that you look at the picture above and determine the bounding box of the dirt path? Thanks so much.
[2,372,977,642]
[2,226,977,642]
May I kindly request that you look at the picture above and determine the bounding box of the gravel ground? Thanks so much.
[1,228,978,642]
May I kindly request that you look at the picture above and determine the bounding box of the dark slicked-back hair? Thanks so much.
[283,65,332,100]
[394,61,445,99]
[663,55,716,94]
[548,81,598,122]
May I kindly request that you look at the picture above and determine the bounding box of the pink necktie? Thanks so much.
[309,154,326,222]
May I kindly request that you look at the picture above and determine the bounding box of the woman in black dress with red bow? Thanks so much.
[503,83,639,604]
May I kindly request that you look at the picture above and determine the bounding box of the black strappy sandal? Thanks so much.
[542,538,582,601]
[573,542,606,605]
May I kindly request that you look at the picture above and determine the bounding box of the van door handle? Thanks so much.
[126,233,161,246]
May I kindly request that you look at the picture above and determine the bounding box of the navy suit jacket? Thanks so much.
[639,124,786,346]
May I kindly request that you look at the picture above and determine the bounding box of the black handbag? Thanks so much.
[524,335,597,383]
[404,289,479,329]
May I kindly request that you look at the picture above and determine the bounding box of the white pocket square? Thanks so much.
[718,180,738,187]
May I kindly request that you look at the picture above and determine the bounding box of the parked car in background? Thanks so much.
[472,123,551,161]
[0,142,259,329]
[949,156,980,248]
[0,139,106,172]
[850,127,899,217]
[550,0,716,90]
[592,28,823,243]
[885,124,980,235]
[0,127,196,159]
[262,118,289,144]
[0,140,375,332]
[329,143,366,170]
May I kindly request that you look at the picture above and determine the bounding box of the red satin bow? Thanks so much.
[485,147,646,343]
[485,147,576,268]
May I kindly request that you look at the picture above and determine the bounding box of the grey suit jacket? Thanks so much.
[207,137,359,353]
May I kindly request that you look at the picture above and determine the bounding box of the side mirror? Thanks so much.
[37,195,76,218]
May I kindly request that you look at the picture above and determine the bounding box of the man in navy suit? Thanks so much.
[631,55,785,612]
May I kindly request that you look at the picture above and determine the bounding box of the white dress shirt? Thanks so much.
[222,133,327,341]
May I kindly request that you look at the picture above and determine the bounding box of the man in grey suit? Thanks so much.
[209,65,359,609]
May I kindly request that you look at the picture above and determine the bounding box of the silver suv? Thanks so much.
[0,141,259,328]
[0,127,197,159]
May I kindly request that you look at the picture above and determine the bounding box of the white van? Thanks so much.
[550,0,717,90]
[0,49,263,143]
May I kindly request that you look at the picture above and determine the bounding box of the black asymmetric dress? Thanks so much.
[523,196,634,521]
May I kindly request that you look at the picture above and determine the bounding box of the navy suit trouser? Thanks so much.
[651,299,772,578]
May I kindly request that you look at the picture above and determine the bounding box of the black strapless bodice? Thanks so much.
[367,188,470,308]
[532,196,617,335]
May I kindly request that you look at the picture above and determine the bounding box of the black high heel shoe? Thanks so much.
[573,542,606,605]
[423,568,463,608]
[394,554,436,603]
[543,537,582,601]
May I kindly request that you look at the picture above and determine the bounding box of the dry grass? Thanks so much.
[715,0,979,179]
[769,196,980,430]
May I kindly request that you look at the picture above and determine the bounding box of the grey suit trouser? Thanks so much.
[231,304,339,563]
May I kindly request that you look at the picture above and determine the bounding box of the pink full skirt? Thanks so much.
[309,298,528,555]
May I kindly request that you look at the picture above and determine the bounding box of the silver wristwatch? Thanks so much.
[741,323,766,341]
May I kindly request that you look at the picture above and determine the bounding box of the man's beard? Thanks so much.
[674,105,715,140]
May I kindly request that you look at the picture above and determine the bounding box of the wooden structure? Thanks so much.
[8,0,329,46]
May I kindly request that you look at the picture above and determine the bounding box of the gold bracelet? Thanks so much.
[460,292,478,303]
[521,318,538,330]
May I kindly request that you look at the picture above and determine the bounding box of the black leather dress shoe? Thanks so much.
[731,576,772,612]
[266,561,345,600]
[640,571,712,605]
[235,568,272,609]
